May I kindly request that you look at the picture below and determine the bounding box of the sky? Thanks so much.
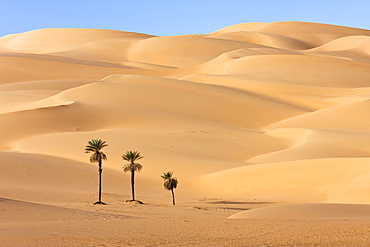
[0,0,369,37]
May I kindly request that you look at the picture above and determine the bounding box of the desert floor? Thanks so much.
[1,21,370,246]
[2,198,370,246]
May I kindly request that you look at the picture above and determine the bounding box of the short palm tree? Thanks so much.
[122,151,143,202]
[161,171,178,205]
[85,139,108,205]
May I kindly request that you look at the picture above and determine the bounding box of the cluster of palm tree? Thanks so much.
[85,139,178,205]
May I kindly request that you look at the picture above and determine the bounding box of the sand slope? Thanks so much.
[201,158,370,203]
[1,21,370,245]
[0,198,133,222]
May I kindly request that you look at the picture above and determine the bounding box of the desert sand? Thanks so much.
[1,21,370,246]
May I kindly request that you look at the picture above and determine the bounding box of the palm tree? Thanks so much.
[161,171,178,205]
[122,151,143,202]
[85,139,108,205]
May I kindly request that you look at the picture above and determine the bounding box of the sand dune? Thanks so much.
[0,28,153,53]
[209,21,370,50]
[209,28,310,50]
[1,21,370,245]
[0,151,126,202]
[250,128,370,163]
[308,35,370,54]
[201,158,370,203]
[268,98,370,131]
[127,36,267,68]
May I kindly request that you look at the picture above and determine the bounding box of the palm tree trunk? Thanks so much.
[171,188,175,205]
[131,170,135,201]
[98,162,102,203]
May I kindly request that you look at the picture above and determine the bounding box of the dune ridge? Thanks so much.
[1,21,370,245]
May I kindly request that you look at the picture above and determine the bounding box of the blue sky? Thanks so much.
[0,0,369,37]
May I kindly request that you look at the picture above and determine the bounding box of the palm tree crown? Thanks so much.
[85,139,108,164]
[122,151,143,172]
[161,171,178,191]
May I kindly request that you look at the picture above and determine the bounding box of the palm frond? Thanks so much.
[163,180,171,190]
[122,151,143,173]
[123,163,143,172]
[161,171,173,180]
[85,139,108,164]
[85,139,108,153]
[172,178,178,189]
[162,171,178,190]
[163,178,178,190]
[100,152,107,160]
[122,151,143,163]
[90,152,100,163]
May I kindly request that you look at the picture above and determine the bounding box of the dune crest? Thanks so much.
[0,28,154,53]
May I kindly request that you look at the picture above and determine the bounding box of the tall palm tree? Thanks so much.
[161,171,178,205]
[85,139,108,205]
[122,151,143,201]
